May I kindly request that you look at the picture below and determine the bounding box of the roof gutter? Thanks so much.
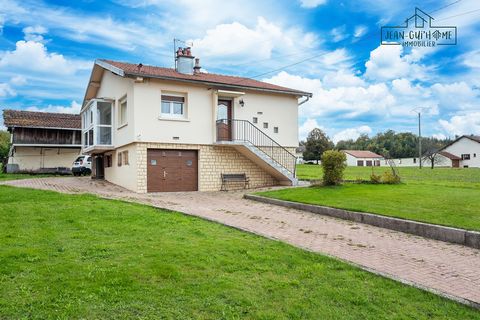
[298,96,310,106]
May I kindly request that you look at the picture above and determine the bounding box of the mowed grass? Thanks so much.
[1,186,479,319]
[259,165,480,231]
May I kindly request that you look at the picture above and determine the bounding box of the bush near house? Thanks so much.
[321,150,347,185]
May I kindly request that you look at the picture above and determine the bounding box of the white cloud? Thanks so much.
[0,83,16,97]
[364,45,432,82]
[322,70,366,88]
[191,17,316,65]
[299,118,325,140]
[23,25,48,42]
[333,125,372,143]
[0,14,4,34]
[26,101,81,114]
[330,25,348,42]
[0,40,91,75]
[353,25,367,38]
[462,50,480,69]
[432,133,447,140]
[299,0,327,8]
[439,113,480,137]
[10,75,27,86]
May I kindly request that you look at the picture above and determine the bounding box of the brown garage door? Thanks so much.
[147,149,198,192]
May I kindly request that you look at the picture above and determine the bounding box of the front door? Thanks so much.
[217,100,232,141]
[95,155,105,179]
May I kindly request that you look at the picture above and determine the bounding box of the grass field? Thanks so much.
[259,165,480,231]
[1,186,479,319]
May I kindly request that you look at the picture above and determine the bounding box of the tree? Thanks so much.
[303,128,334,164]
[421,137,447,169]
[0,131,10,171]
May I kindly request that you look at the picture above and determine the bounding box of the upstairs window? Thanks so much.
[119,96,128,126]
[161,94,185,118]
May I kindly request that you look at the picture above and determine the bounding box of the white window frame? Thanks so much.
[81,99,114,149]
[160,93,187,119]
[118,95,128,128]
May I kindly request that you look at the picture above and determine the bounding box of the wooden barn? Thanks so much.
[3,110,81,173]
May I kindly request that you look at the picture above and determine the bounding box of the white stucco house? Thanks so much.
[80,50,312,193]
[342,150,383,167]
[3,110,82,173]
[438,135,480,168]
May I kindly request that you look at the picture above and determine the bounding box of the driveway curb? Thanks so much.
[244,194,480,250]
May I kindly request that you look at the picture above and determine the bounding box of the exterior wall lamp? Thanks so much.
[239,98,245,107]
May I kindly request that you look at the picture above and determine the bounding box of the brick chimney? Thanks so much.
[193,58,201,74]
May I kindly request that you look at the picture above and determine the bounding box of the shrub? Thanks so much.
[370,173,382,184]
[381,171,401,184]
[321,150,347,185]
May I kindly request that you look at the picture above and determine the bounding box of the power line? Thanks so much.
[231,3,478,84]
[428,0,463,14]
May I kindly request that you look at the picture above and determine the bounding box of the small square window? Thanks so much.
[119,96,127,126]
[104,155,112,168]
[123,151,129,165]
[263,122,268,129]
[274,127,279,133]
[253,117,258,124]
[117,152,122,167]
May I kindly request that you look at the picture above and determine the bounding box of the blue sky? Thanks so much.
[0,0,479,142]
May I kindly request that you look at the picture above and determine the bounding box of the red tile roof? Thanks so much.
[342,150,383,158]
[98,59,312,97]
[438,151,461,160]
[3,109,81,129]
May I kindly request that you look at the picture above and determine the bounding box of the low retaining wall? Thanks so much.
[244,194,480,250]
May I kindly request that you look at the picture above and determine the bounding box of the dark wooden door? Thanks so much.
[147,149,198,192]
[95,155,104,179]
[217,100,232,141]
[452,159,460,168]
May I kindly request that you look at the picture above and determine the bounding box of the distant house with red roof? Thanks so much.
[342,150,383,167]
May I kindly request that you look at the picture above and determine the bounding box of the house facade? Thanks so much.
[439,135,480,168]
[342,150,383,167]
[81,52,311,193]
[3,110,82,173]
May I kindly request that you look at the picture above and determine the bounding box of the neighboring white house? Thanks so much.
[438,135,480,168]
[295,146,305,164]
[379,154,453,168]
[342,150,383,167]
[3,110,82,173]
[80,50,312,193]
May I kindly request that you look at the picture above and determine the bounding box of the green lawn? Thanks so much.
[1,186,478,319]
[259,165,480,231]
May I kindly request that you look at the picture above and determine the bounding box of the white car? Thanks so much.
[72,155,92,176]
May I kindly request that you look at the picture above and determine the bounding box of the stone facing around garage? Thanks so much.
[135,142,278,193]
[244,194,480,249]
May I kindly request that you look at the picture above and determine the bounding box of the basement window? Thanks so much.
[274,127,279,133]
[161,94,186,119]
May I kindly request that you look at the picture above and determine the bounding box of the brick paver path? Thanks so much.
[3,177,480,308]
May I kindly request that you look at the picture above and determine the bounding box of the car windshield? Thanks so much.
[75,156,85,162]
[87,157,92,162]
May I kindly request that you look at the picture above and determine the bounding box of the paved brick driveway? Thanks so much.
[2,177,480,308]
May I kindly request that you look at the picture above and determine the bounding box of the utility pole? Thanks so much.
[418,112,422,169]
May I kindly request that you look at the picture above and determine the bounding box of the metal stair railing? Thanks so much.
[216,119,297,177]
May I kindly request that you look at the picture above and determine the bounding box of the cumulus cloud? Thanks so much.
[299,0,327,8]
[299,118,325,140]
[23,25,48,42]
[191,17,316,65]
[462,50,480,69]
[333,125,372,143]
[0,40,91,75]
[26,101,81,114]
[0,14,4,34]
[364,45,432,82]
[439,113,480,137]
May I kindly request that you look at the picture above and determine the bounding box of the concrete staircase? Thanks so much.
[216,140,298,186]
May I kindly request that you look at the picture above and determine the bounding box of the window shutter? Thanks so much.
[161,95,185,102]
[118,152,122,167]
[124,151,129,165]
